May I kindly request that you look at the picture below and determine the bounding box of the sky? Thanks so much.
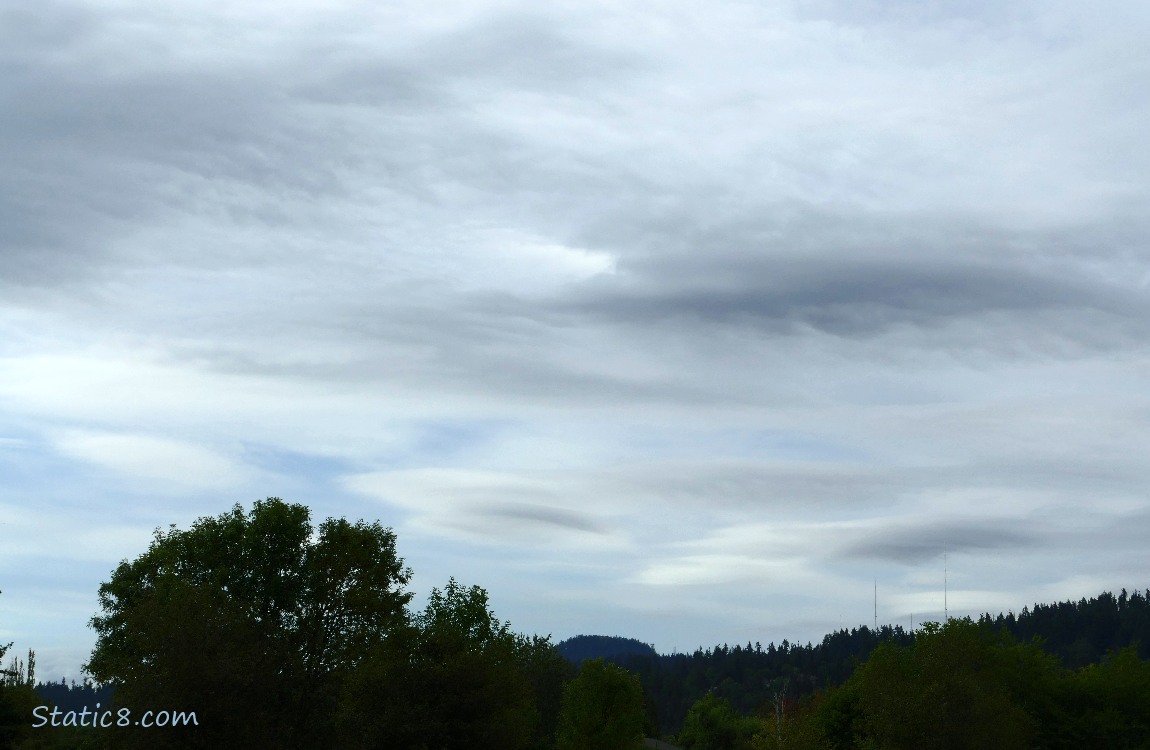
[2,0,1149,681]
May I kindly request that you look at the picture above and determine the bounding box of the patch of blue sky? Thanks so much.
[239,420,510,476]
[239,441,356,480]
[0,433,97,505]
[731,428,871,463]
[404,419,511,466]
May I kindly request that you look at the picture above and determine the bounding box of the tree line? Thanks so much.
[666,617,1150,749]
[0,499,650,749]
[2,497,1150,748]
[600,589,1150,740]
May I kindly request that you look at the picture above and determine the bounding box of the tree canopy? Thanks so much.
[81,498,572,750]
[557,657,646,750]
[53,498,1150,749]
[84,498,412,749]
[678,693,760,750]
[780,617,1150,750]
[341,577,556,749]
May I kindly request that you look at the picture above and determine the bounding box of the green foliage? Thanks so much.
[0,675,24,747]
[677,692,762,750]
[981,588,1150,666]
[63,504,1150,750]
[340,578,564,750]
[557,658,646,750]
[518,633,577,750]
[84,498,412,749]
[747,692,825,750]
[1055,646,1150,748]
[861,621,1040,747]
[611,628,912,736]
[408,579,538,749]
[599,589,1150,738]
[0,589,31,749]
[2,596,113,749]
[772,618,1150,750]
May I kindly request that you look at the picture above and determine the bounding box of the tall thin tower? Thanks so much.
[944,552,948,622]
[873,579,877,632]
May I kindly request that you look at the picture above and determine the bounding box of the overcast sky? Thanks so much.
[2,0,1149,681]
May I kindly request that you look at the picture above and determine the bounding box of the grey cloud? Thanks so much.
[1,56,328,286]
[549,209,1150,351]
[601,460,896,514]
[0,4,639,293]
[6,0,1150,679]
[294,9,637,107]
[479,502,608,534]
[416,12,639,93]
[839,518,1037,564]
[1102,506,1150,549]
[583,261,1115,327]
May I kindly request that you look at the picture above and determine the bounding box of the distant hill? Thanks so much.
[34,679,116,714]
[981,587,1150,668]
[556,634,658,664]
[580,588,1150,736]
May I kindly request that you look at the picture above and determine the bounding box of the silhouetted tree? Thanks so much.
[557,658,645,750]
[677,692,761,750]
[340,578,564,750]
[85,498,412,749]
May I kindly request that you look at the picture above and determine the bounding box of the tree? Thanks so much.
[0,588,25,749]
[557,658,646,750]
[677,693,762,750]
[410,578,538,749]
[1059,646,1150,748]
[809,618,1061,749]
[84,498,412,749]
[517,634,576,750]
[340,577,556,749]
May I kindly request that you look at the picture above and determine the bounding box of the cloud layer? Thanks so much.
[2,0,1149,679]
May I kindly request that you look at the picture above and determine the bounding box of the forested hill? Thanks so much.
[599,588,1150,736]
[981,587,1150,667]
[33,679,115,714]
[555,635,658,664]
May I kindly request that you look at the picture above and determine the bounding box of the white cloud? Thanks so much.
[54,430,250,490]
[630,554,810,587]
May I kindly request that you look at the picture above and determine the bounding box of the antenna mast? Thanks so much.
[944,552,948,622]
[874,579,877,632]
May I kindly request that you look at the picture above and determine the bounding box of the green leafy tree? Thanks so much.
[517,634,576,750]
[1058,646,1150,748]
[748,692,825,750]
[557,658,646,750]
[84,498,412,750]
[677,693,762,750]
[810,618,1062,749]
[341,578,550,749]
[411,578,537,749]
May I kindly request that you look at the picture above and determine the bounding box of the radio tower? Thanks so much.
[944,552,948,622]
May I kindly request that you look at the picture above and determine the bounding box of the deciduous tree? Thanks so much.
[85,498,411,749]
[341,578,549,749]
[557,658,646,750]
